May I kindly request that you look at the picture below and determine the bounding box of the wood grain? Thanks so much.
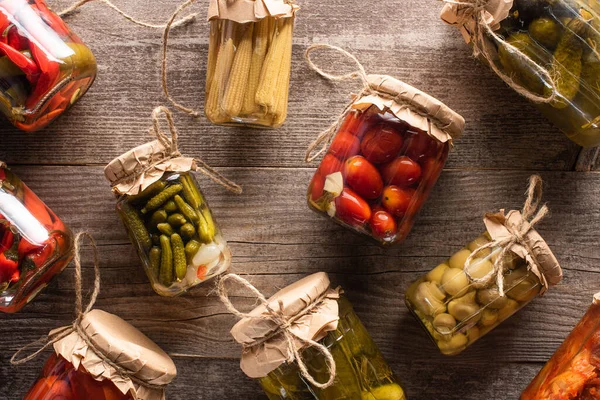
[0,0,599,399]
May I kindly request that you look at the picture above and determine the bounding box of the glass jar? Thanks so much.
[521,293,600,399]
[405,227,560,356]
[259,295,406,400]
[116,171,231,297]
[308,105,450,245]
[24,353,133,400]
[0,165,73,313]
[205,16,294,128]
[0,0,97,131]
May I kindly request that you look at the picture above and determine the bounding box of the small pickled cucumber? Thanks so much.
[529,18,563,49]
[157,223,175,236]
[159,235,174,286]
[164,200,178,213]
[180,174,203,209]
[185,239,201,261]
[582,53,600,97]
[167,213,187,227]
[120,202,152,251]
[174,195,200,224]
[149,247,161,279]
[180,223,196,240]
[141,184,183,214]
[149,209,168,227]
[126,180,166,205]
[198,207,215,243]
[171,233,187,281]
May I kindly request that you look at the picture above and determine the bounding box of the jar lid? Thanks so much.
[207,0,299,23]
[353,74,466,143]
[440,0,512,43]
[53,309,176,400]
[230,272,341,378]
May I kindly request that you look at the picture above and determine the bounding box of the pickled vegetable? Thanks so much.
[116,172,231,297]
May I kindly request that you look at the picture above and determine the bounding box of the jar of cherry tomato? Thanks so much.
[521,292,600,399]
[24,309,177,400]
[0,163,73,313]
[308,74,465,245]
[0,0,97,131]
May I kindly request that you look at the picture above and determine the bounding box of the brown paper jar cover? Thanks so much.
[207,0,299,23]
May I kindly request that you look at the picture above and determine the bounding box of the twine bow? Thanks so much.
[463,175,549,296]
[442,0,558,104]
[10,233,166,391]
[217,274,337,389]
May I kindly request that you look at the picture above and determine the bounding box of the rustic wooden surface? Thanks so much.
[0,0,599,399]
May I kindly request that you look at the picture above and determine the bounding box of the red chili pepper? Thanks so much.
[22,240,55,271]
[0,41,40,84]
[6,26,29,51]
[18,237,43,256]
[26,40,60,109]
[0,228,14,252]
[33,0,71,37]
[0,253,19,284]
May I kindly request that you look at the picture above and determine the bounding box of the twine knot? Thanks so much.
[463,175,549,296]
[217,274,337,389]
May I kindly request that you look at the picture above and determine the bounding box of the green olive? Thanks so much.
[477,288,509,309]
[467,326,480,343]
[437,333,468,355]
[441,268,470,297]
[449,248,472,270]
[361,383,405,400]
[426,263,449,283]
[467,235,491,257]
[411,281,447,317]
[433,313,457,335]
[480,309,499,327]
[498,298,521,321]
[529,18,563,49]
[503,267,529,289]
[506,275,540,303]
[448,292,480,322]
[466,258,495,288]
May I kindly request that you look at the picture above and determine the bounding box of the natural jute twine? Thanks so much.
[111,106,242,194]
[303,44,455,162]
[217,274,337,389]
[463,175,549,296]
[10,233,166,391]
[442,0,558,104]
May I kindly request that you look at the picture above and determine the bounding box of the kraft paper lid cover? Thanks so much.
[53,309,177,400]
[352,74,466,144]
[208,0,299,23]
[230,272,341,378]
[440,0,513,42]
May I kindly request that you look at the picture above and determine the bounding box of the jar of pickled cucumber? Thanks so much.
[205,0,298,128]
[104,122,233,297]
[405,208,562,356]
[0,0,97,131]
[441,0,600,147]
[521,292,600,399]
[24,309,176,400]
[0,163,73,313]
[226,272,406,400]
[308,74,465,245]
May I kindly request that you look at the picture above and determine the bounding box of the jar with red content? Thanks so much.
[0,163,73,313]
[521,292,600,400]
[308,74,465,245]
[0,0,97,131]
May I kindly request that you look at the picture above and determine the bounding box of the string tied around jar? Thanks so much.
[463,175,550,297]
[10,233,167,391]
[217,273,338,389]
[440,0,558,105]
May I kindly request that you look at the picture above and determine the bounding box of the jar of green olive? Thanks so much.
[405,209,562,355]
[225,272,406,399]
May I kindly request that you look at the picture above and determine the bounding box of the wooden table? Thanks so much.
[1,0,599,399]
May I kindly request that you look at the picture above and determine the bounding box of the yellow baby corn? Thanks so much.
[206,20,221,93]
[222,24,254,118]
[272,26,293,127]
[241,18,270,116]
[206,38,235,123]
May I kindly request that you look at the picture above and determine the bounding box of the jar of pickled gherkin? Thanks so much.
[405,177,563,355]
[23,309,177,400]
[205,0,298,128]
[104,107,239,297]
[0,162,73,313]
[441,0,600,147]
[221,272,406,400]
[521,292,600,399]
[305,59,465,245]
[0,0,97,131]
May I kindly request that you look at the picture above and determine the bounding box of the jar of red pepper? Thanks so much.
[0,162,73,313]
[307,68,465,245]
[0,0,97,131]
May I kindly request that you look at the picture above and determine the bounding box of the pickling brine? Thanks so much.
[0,0,97,131]
[0,165,73,313]
[116,172,230,297]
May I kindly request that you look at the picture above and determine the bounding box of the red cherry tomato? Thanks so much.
[343,156,383,200]
[381,156,422,187]
[370,210,397,239]
[318,154,343,178]
[404,130,439,162]
[334,188,372,226]
[360,125,404,164]
[329,131,360,159]
[309,172,325,202]
[382,186,414,217]
[338,111,362,136]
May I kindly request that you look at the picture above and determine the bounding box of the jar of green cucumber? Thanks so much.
[221,272,406,400]
[442,0,600,147]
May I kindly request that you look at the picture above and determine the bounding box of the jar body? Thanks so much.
[116,172,231,297]
[521,299,600,399]
[24,352,134,400]
[0,0,97,131]
[485,0,600,147]
[308,106,449,245]
[0,166,73,313]
[259,296,406,400]
[205,16,294,128]
[405,233,542,355]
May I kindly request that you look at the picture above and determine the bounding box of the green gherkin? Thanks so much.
[529,18,563,49]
